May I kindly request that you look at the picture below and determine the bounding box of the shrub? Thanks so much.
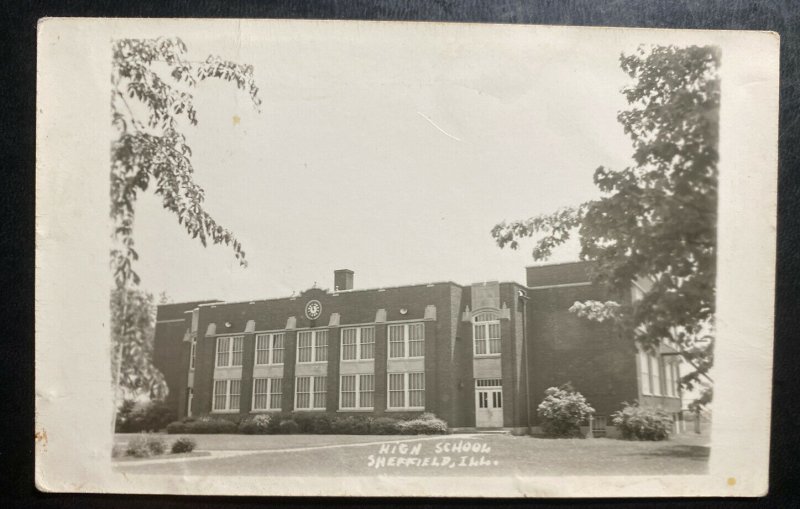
[537,383,595,438]
[111,444,126,458]
[291,412,336,434]
[279,419,300,434]
[612,402,673,441]
[117,400,177,433]
[165,416,238,434]
[238,414,272,434]
[125,434,166,458]
[369,417,401,435]
[397,414,448,435]
[330,415,371,434]
[171,437,197,454]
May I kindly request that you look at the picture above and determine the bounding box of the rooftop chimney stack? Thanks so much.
[334,269,354,291]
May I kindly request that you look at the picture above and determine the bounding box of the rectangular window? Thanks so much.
[255,333,285,365]
[313,376,327,408]
[255,334,270,365]
[272,334,285,364]
[295,376,311,409]
[341,329,358,361]
[339,374,374,409]
[473,320,501,355]
[216,337,230,367]
[640,349,651,395]
[213,380,227,411]
[229,379,241,410]
[672,363,681,396]
[253,377,282,411]
[315,330,328,362]
[190,335,197,370]
[295,375,326,410]
[216,335,244,367]
[388,323,425,359]
[387,372,425,409]
[341,327,376,361]
[651,353,662,396]
[664,360,674,397]
[212,379,241,412]
[231,336,243,367]
[297,330,328,363]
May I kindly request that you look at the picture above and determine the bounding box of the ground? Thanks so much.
[113,430,710,477]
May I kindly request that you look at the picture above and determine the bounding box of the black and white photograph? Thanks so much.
[35,18,778,497]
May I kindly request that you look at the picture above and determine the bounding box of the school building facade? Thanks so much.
[153,262,684,435]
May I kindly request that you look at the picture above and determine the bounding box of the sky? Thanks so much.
[131,23,636,303]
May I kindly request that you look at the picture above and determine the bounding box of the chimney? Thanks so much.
[334,269,354,291]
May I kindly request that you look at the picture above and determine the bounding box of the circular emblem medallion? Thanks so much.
[305,299,322,320]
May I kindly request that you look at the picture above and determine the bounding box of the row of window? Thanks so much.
[201,316,504,370]
[211,373,425,412]
[639,350,681,397]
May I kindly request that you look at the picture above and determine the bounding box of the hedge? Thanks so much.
[166,412,449,435]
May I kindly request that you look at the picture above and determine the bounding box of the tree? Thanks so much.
[111,287,161,401]
[492,45,720,399]
[110,38,262,408]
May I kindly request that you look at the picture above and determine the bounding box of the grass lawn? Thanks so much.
[113,431,710,477]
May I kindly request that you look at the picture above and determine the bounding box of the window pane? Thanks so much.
[360,327,375,359]
[359,374,374,408]
[229,379,241,410]
[272,334,285,364]
[295,376,310,409]
[474,324,486,340]
[409,372,425,407]
[388,373,404,408]
[341,328,357,360]
[231,336,244,366]
[389,325,404,358]
[313,376,327,408]
[340,375,356,408]
[217,337,230,366]
[409,323,425,357]
[253,378,268,410]
[298,331,313,362]
[488,337,501,354]
[256,334,269,364]
[213,380,227,410]
[270,378,282,409]
[315,331,328,362]
[475,338,487,355]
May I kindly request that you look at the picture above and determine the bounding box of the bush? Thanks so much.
[171,437,197,454]
[125,434,166,458]
[612,402,673,441]
[238,414,272,434]
[330,415,371,434]
[291,412,336,434]
[537,383,595,438]
[117,400,177,433]
[397,413,448,435]
[278,419,300,434]
[369,417,401,435]
[165,416,238,434]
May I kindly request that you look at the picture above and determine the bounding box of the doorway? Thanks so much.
[475,379,503,427]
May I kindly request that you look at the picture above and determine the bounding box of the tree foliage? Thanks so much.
[111,37,262,287]
[110,37,262,404]
[492,45,720,394]
[111,287,163,400]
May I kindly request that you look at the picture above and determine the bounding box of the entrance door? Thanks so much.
[475,379,503,427]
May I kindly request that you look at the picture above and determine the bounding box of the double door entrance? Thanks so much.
[475,379,503,428]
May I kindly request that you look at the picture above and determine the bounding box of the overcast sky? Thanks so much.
[131,23,637,303]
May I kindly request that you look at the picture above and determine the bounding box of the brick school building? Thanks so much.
[153,262,684,435]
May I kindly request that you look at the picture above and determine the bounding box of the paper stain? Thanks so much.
[727,477,736,486]
[35,429,48,447]
[232,115,241,126]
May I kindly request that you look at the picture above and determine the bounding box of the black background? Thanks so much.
[3,1,798,508]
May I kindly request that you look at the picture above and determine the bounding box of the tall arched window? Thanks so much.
[473,312,501,356]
